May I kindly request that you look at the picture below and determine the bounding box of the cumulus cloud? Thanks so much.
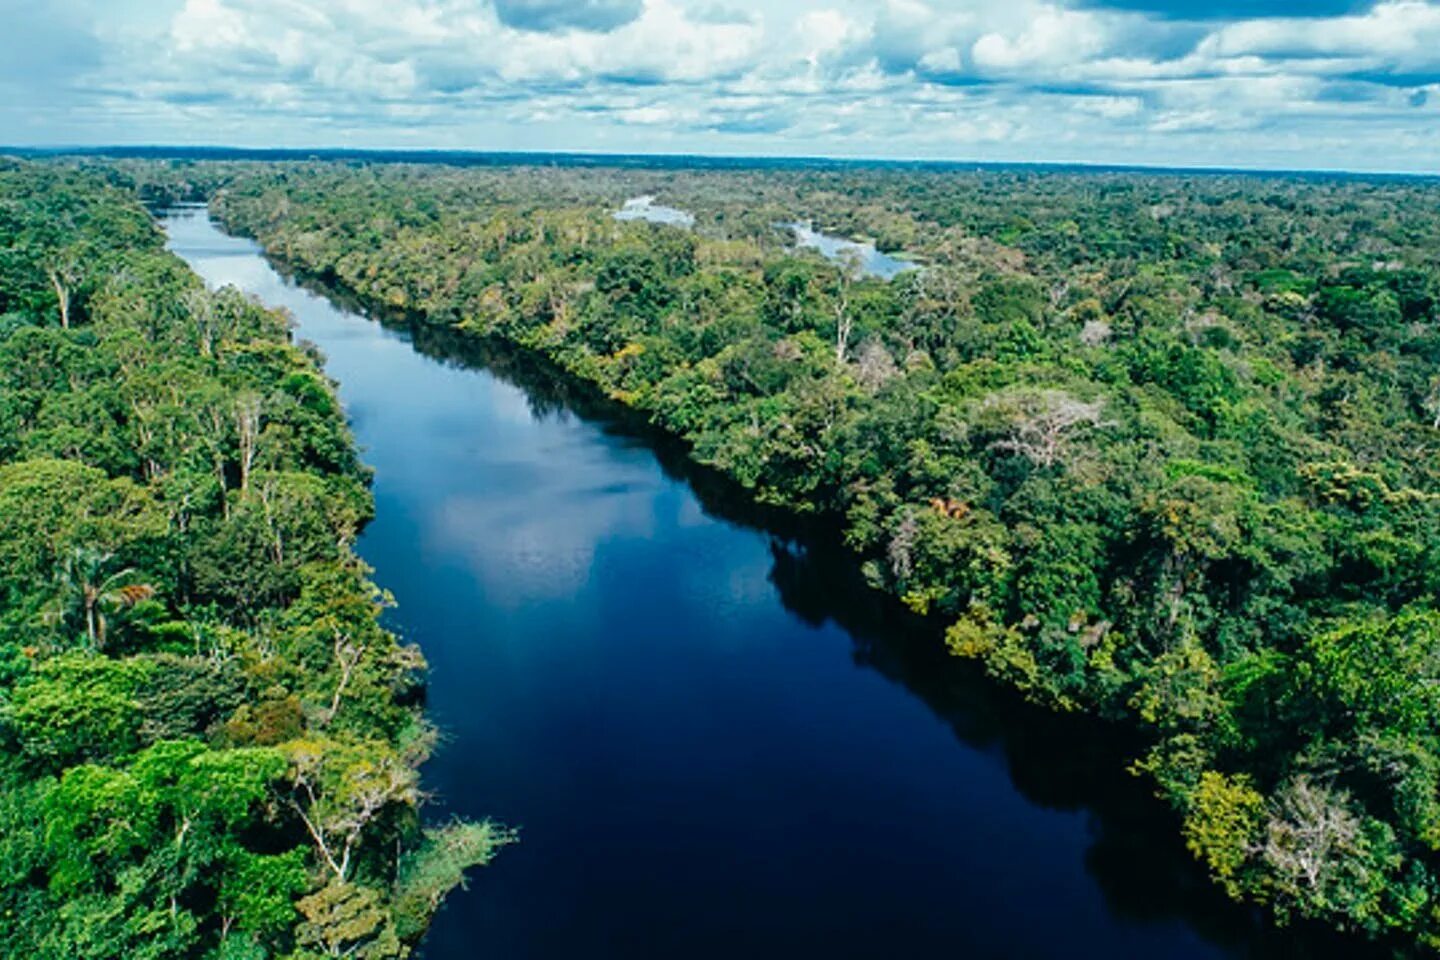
[1073,0,1365,18]
[1202,1,1440,68]
[3,0,1440,172]
[972,7,1111,71]
[161,0,764,92]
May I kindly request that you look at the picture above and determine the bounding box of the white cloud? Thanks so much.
[1202,1,1440,68]
[171,0,250,51]
[2,0,1440,172]
[971,5,1113,72]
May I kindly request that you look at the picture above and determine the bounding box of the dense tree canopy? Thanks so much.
[136,156,1440,948]
[0,161,510,959]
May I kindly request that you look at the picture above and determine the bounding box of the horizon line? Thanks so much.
[5,143,1438,181]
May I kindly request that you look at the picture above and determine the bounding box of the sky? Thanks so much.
[2,0,1439,172]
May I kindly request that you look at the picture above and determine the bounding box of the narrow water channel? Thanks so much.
[161,206,1372,960]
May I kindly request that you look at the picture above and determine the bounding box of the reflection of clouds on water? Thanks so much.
[484,377,562,429]
[428,469,660,607]
[785,221,916,280]
[187,254,278,293]
[432,495,593,603]
[718,562,773,612]
[675,493,710,529]
[614,195,695,227]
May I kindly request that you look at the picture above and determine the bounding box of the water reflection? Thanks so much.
[784,221,917,280]
[614,195,695,227]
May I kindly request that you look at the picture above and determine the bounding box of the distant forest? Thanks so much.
[19,144,1440,180]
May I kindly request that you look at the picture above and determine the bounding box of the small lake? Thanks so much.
[786,221,916,280]
[614,195,695,227]
[162,205,1374,960]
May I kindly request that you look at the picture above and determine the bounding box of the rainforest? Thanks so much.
[0,161,511,958]
[4,152,1440,956]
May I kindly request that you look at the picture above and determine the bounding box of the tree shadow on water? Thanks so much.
[763,539,1402,960]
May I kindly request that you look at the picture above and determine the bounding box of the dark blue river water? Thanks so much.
[162,206,1369,960]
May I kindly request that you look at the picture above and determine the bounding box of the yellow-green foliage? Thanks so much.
[1183,771,1265,899]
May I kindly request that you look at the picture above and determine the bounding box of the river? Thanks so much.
[161,206,1373,960]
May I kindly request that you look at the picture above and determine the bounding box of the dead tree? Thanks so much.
[986,389,1111,468]
[233,393,264,493]
[46,253,83,329]
[832,248,864,365]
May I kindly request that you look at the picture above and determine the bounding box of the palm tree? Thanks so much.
[49,547,156,651]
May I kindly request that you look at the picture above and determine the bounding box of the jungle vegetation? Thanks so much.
[133,157,1440,950]
[0,160,511,959]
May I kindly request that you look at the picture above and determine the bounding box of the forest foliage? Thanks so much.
[0,160,510,959]
[141,157,1440,948]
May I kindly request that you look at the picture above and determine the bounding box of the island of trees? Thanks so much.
[0,160,511,958]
